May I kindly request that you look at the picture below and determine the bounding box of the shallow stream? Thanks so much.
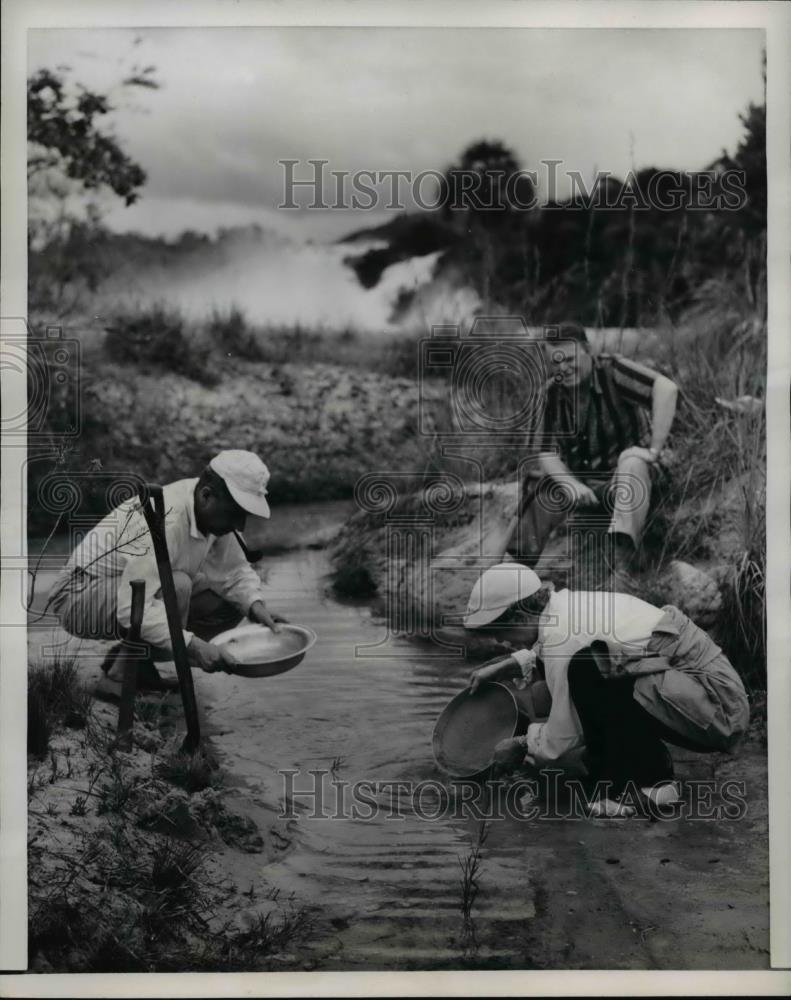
[194,546,551,969]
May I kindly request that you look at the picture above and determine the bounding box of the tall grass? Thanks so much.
[648,287,766,688]
[28,654,92,758]
[30,818,312,972]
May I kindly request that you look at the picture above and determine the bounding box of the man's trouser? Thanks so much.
[568,652,716,794]
[567,605,750,793]
[48,567,245,653]
[509,452,655,565]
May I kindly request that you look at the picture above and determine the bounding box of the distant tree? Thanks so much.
[440,139,535,227]
[27,60,159,313]
[437,139,536,308]
[710,102,766,237]
[27,68,150,205]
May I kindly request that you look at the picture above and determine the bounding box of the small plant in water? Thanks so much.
[457,821,488,956]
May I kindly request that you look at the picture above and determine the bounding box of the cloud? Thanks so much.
[28,26,765,236]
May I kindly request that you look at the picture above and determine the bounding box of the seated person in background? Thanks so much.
[464,563,749,816]
[506,322,679,571]
[47,450,288,695]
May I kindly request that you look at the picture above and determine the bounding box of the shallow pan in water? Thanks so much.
[432,681,526,779]
[212,623,317,678]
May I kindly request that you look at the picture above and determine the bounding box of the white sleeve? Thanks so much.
[202,534,268,615]
[511,647,537,680]
[525,646,584,763]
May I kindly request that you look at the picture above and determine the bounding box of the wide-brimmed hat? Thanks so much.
[464,562,542,628]
[210,450,271,518]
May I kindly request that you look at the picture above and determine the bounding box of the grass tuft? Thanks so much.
[28,654,92,759]
[155,746,223,794]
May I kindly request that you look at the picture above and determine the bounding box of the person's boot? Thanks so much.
[135,658,180,692]
[97,642,179,699]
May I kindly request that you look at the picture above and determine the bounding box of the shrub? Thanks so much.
[378,332,422,379]
[209,306,265,361]
[104,304,219,386]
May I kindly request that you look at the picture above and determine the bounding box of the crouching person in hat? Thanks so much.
[47,450,288,697]
[464,563,749,816]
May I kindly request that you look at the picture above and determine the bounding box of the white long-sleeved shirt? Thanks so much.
[62,477,269,649]
[525,589,665,764]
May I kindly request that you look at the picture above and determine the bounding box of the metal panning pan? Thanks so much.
[432,681,526,779]
[212,623,317,678]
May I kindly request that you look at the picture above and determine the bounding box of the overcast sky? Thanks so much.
[29,27,765,240]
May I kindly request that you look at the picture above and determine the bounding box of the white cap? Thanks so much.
[209,450,271,518]
[464,562,542,628]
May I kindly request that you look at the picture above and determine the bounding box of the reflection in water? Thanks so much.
[196,548,540,968]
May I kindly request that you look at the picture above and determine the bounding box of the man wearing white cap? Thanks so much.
[48,450,288,695]
[462,563,748,814]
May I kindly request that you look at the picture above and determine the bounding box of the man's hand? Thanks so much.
[563,479,599,507]
[249,600,286,633]
[468,657,512,694]
[188,636,239,674]
[618,445,658,465]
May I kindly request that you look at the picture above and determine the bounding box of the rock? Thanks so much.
[654,560,723,626]
[332,479,523,657]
